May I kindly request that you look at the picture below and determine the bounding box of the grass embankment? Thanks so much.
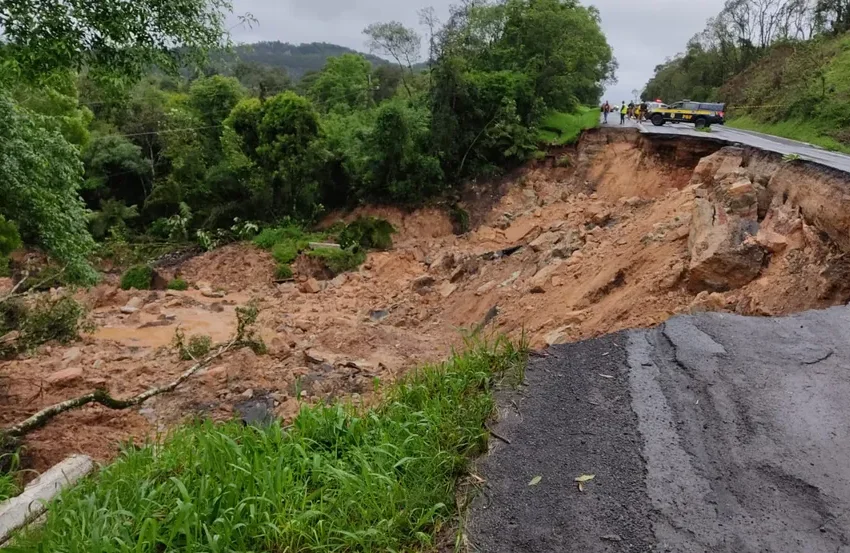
[538,106,600,145]
[726,115,850,153]
[721,33,850,153]
[7,337,527,552]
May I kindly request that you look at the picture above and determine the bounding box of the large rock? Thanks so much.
[690,147,744,187]
[46,366,84,386]
[687,198,766,292]
[528,260,564,292]
[299,278,321,294]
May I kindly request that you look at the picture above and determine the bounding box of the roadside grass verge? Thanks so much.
[727,115,850,154]
[538,106,601,146]
[6,336,527,552]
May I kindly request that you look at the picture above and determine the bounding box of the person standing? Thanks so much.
[620,102,627,125]
[602,101,610,124]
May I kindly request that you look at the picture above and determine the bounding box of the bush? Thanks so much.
[338,217,396,251]
[180,334,212,361]
[120,265,153,291]
[275,264,294,280]
[1,295,88,357]
[167,279,189,291]
[307,247,366,276]
[449,205,470,235]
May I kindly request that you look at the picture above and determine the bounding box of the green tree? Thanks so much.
[364,21,421,96]
[0,93,97,282]
[308,54,373,112]
[233,61,292,99]
[82,134,153,210]
[0,0,231,85]
[236,92,326,217]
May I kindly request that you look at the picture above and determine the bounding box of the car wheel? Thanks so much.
[694,117,708,129]
[651,114,665,126]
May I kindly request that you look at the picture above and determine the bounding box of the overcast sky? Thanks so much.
[229,0,727,103]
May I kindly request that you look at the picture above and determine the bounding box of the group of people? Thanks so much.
[601,101,648,124]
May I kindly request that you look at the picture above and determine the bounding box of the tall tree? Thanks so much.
[364,21,422,96]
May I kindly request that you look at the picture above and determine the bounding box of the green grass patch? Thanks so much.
[308,247,367,276]
[7,336,527,552]
[727,116,850,154]
[166,278,189,291]
[537,106,601,146]
[275,264,294,280]
[0,454,21,503]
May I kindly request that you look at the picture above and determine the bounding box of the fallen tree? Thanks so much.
[2,303,264,439]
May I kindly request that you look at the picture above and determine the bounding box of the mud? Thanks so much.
[5,127,850,471]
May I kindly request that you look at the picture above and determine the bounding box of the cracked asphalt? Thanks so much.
[468,307,850,552]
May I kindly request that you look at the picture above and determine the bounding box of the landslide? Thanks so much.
[4,127,850,471]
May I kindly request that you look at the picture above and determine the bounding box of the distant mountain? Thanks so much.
[228,41,388,79]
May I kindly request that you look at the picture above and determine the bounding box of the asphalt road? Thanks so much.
[468,307,850,552]
[602,115,850,174]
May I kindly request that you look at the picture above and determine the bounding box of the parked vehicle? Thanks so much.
[649,100,726,128]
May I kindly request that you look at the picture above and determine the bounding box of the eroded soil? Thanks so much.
[4,128,850,471]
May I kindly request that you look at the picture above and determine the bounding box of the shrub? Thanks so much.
[0,216,22,258]
[180,334,212,361]
[449,205,470,235]
[338,217,396,251]
[120,265,153,291]
[1,295,89,357]
[275,264,294,280]
[307,247,366,276]
[167,279,189,291]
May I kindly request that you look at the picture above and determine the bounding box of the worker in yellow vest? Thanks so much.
[620,102,627,125]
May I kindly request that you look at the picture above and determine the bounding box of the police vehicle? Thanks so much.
[647,100,726,129]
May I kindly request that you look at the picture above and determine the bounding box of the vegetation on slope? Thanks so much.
[538,107,602,146]
[0,0,614,283]
[643,0,850,149]
[7,337,527,552]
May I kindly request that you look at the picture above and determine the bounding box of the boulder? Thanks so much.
[690,147,744,187]
[529,231,561,253]
[756,230,789,253]
[438,282,458,298]
[585,204,611,227]
[299,278,321,294]
[46,366,84,386]
[528,260,564,291]
[201,288,226,298]
[687,198,766,292]
[62,347,83,364]
[411,274,436,292]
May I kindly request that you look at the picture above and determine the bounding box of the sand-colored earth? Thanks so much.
[3,128,849,471]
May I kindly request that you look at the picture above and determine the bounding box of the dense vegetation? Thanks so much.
[219,42,389,78]
[643,0,850,149]
[7,336,526,553]
[0,0,614,285]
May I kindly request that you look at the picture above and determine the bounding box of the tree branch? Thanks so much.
[4,337,238,438]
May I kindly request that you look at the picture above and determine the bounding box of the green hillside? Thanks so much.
[226,42,388,79]
[643,0,850,151]
[720,34,850,151]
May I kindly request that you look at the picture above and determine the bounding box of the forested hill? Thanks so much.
[643,0,850,151]
[225,42,388,78]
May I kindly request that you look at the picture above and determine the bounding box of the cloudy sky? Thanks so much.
[229,0,727,103]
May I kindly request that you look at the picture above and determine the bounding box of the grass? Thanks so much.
[537,106,601,146]
[307,247,367,276]
[0,454,21,503]
[6,336,527,552]
[167,278,189,291]
[254,224,330,280]
[727,115,850,154]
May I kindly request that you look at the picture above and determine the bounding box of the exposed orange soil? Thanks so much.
[2,128,848,472]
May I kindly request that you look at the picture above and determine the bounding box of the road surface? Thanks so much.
[603,115,850,175]
[467,307,850,553]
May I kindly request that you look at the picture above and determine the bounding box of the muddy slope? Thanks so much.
[5,127,850,470]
